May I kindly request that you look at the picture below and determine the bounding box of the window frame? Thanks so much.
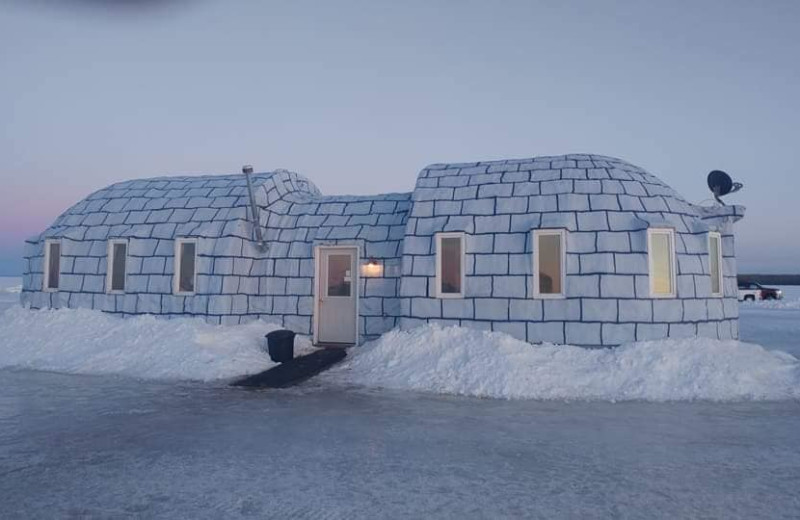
[106,239,129,294]
[647,228,677,298]
[708,231,723,297]
[43,239,62,292]
[435,232,465,299]
[532,229,567,299]
[173,238,198,295]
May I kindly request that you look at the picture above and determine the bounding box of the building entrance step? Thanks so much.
[231,348,347,389]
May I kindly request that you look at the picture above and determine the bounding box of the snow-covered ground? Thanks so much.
[0,277,798,401]
[0,276,21,314]
[1,277,799,517]
[739,285,800,358]
[0,305,314,381]
[321,326,799,401]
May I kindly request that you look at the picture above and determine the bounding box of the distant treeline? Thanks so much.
[738,274,800,286]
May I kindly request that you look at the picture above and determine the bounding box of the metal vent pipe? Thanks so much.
[242,165,266,249]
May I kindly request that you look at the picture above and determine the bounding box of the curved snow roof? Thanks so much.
[41,170,321,241]
[408,153,744,237]
[417,153,690,206]
[415,153,701,215]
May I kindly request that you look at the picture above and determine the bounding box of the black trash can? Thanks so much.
[266,329,295,363]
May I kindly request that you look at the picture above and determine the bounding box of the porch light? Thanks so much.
[362,258,383,277]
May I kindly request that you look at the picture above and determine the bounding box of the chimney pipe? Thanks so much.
[242,165,266,249]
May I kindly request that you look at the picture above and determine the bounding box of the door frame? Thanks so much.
[313,245,360,346]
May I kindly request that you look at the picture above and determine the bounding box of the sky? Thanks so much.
[1,0,798,275]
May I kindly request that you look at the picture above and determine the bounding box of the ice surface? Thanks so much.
[0,277,20,291]
[0,369,799,519]
[0,276,20,313]
[738,285,800,358]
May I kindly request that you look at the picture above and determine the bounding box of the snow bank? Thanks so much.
[3,285,21,294]
[3,306,798,401]
[0,307,313,381]
[327,325,800,401]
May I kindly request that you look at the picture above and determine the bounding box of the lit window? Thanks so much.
[648,228,676,297]
[107,240,128,293]
[43,240,61,291]
[533,229,566,298]
[174,238,197,294]
[435,233,464,298]
[709,232,723,297]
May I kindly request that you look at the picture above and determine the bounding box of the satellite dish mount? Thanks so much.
[707,170,743,205]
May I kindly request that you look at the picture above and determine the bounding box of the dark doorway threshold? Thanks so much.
[231,348,347,389]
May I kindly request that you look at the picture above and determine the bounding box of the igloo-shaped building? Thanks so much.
[21,154,744,347]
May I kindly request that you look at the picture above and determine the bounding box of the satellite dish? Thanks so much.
[707,170,743,205]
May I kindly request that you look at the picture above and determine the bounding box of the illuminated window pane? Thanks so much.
[47,242,60,290]
[327,254,352,297]
[440,236,462,294]
[111,242,127,292]
[650,231,674,295]
[710,234,722,295]
[537,233,562,294]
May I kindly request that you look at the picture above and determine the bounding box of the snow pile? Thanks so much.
[327,325,800,401]
[3,285,21,294]
[0,307,313,381]
[2,306,799,401]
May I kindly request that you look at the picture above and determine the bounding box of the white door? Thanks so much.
[316,247,358,345]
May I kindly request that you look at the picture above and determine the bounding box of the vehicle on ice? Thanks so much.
[738,282,782,301]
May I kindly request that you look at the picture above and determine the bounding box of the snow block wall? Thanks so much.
[398,154,743,347]
[265,189,410,340]
[21,153,743,347]
[21,171,410,341]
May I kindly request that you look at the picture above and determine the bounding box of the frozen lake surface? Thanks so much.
[0,276,21,314]
[1,277,799,518]
[1,370,799,519]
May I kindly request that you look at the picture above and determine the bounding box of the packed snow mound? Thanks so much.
[327,325,800,401]
[3,307,799,401]
[0,307,313,381]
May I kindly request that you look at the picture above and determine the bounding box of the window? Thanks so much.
[107,240,128,293]
[327,254,352,297]
[435,233,464,298]
[43,239,61,291]
[648,228,676,298]
[709,232,723,297]
[533,229,566,298]
[174,238,197,294]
